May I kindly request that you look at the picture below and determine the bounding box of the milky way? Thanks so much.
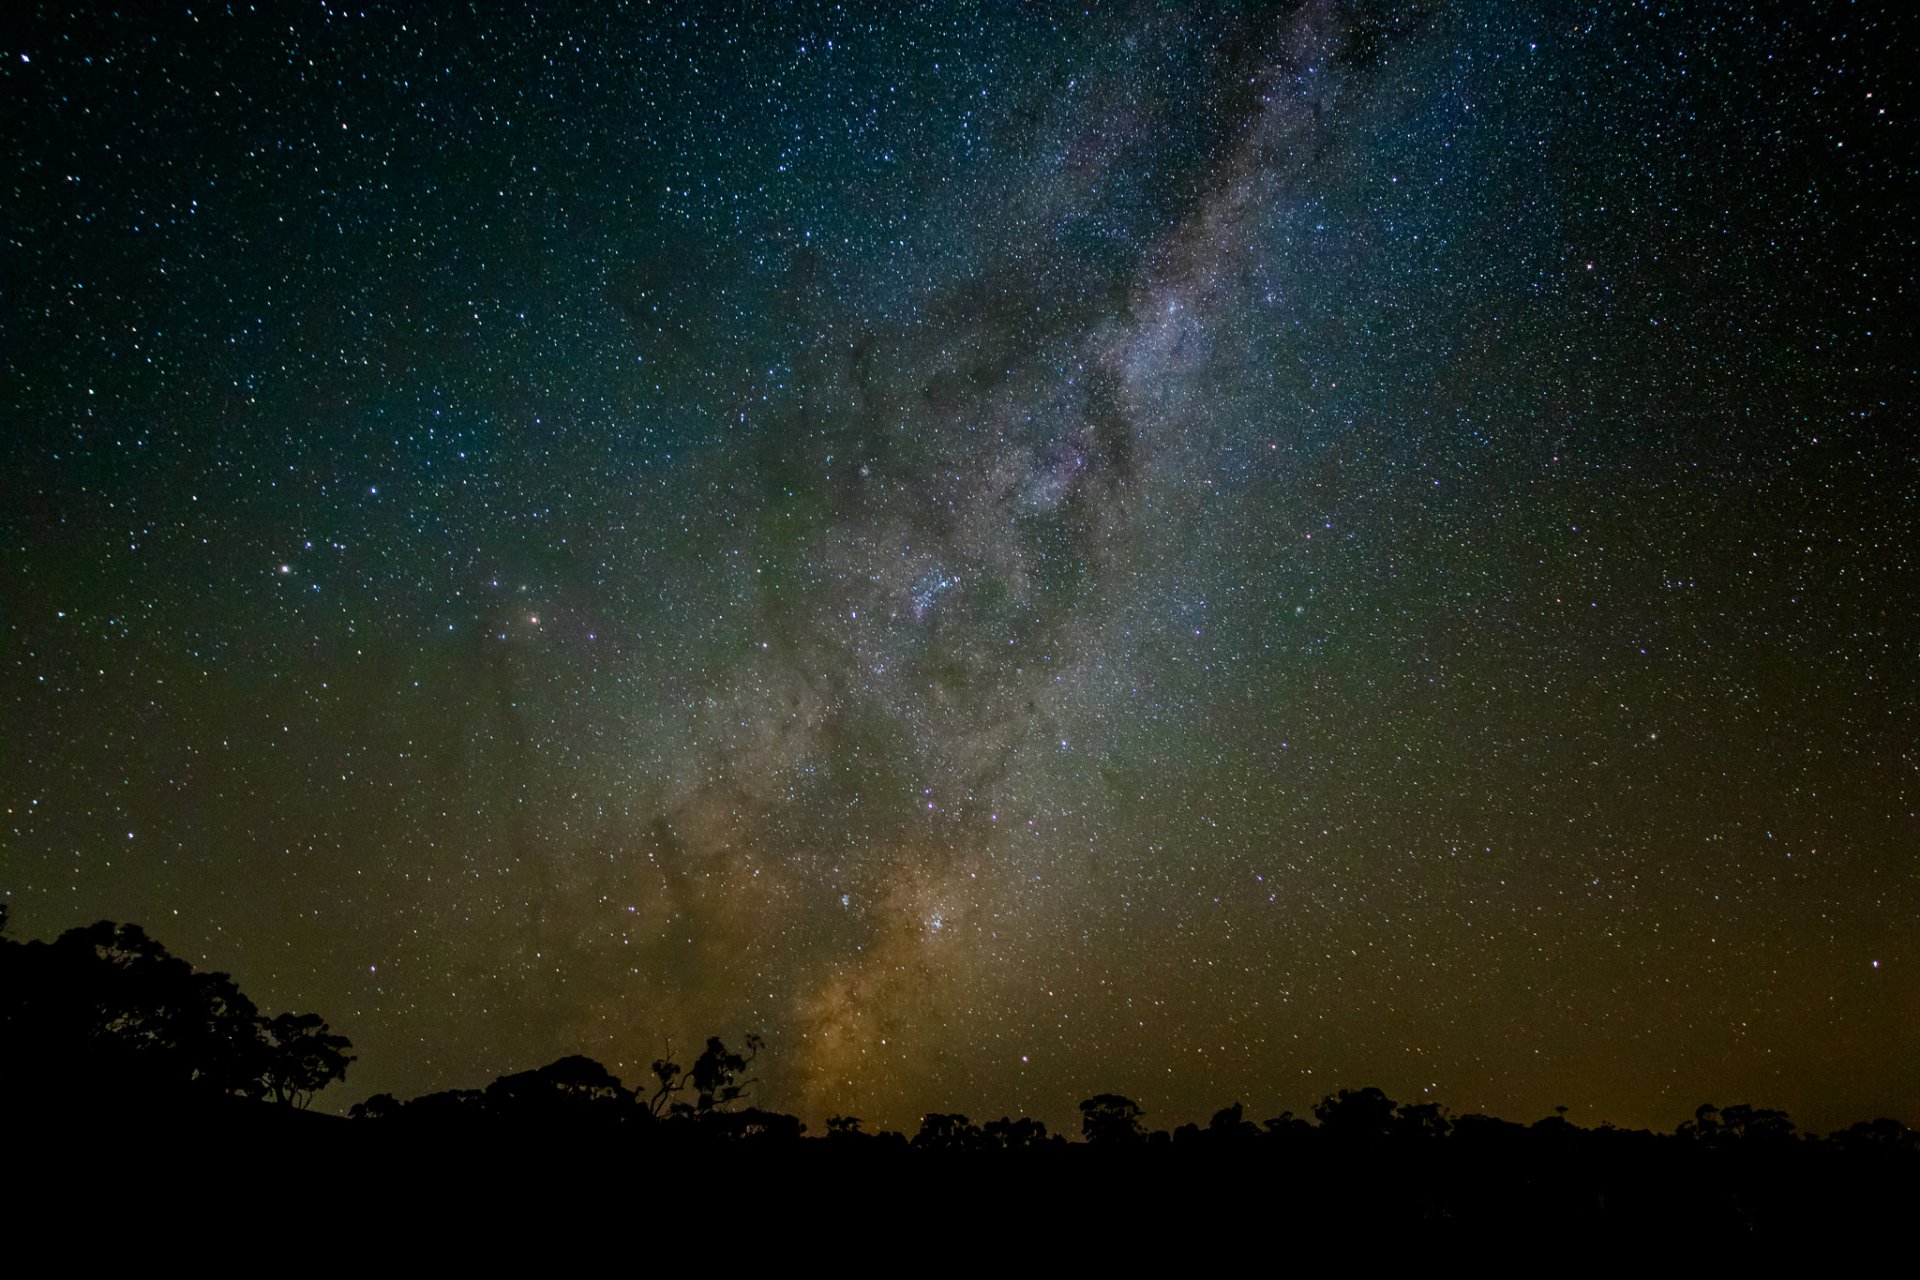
[4,2,1913,1133]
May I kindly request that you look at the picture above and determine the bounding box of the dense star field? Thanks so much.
[3,2,1913,1134]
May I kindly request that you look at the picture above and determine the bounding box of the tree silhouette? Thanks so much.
[913,1112,987,1150]
[0,918,351,1110]
[826,1114,865,1137]
[486,1055,635,1123]
[647,1034,762,1118]
[370,1086,486,1125]
[256,1012,355,1108]
[1829,1118,1919,1153]
[1079,1094,1146,1145]
[1208,1102,1260,1143]
[1678,1102,1797,1146]
[709,1106,806,1142]
[1392,1101,1452,1140]
[1262,1110,1311,1139]
[348,1092,404,1121]
[982,1115,1052,1148]
[1312,1087,1397,1141]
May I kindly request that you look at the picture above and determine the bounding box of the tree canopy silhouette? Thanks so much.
[1678,1102,1798,1146]
[1312,1086,1398,1140]
[913,1112,988,1150]
[646,1033,763,1118]
[1079,1093,1146,1145]
[0,916,353,1110]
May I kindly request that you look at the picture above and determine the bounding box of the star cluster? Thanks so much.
[3,1,1913,1132]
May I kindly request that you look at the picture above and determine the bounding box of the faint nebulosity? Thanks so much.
[2,1,1912,1132]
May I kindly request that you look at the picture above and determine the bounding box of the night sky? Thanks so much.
[4,2,1914,1135]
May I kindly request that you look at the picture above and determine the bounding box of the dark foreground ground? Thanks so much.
[9,1097,1915,1254]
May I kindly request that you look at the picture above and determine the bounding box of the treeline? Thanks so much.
[6,914,1916,1171]
[353,1064,1919,1163]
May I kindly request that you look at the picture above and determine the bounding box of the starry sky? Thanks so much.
[4,1,1914,1134]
